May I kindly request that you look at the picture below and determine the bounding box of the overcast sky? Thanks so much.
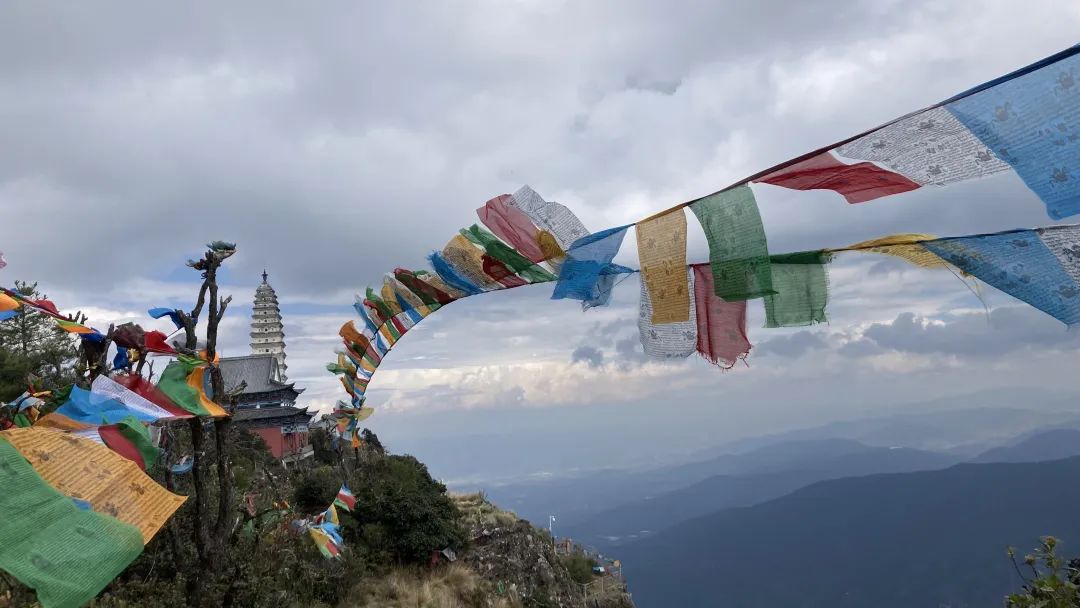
[3,1,1080,484]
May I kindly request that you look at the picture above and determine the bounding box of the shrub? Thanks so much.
[560,555,597,586]
[293,465,343,513]
[348,454,467,563]
[1006,536,1080,607]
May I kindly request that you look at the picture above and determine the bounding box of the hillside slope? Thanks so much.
[618,457,1080,608]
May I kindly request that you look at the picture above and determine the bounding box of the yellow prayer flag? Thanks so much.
[636,209,690,324]
[1,427,187,544]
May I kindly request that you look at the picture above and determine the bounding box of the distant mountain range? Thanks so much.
[561,442,958,547]
[619,456,1080,608]
[479,406,1080,529]
[971,428,1080,463]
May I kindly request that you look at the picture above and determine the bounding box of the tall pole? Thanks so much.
[548,515,556,549]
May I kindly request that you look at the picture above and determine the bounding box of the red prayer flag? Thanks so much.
[30,299,61,316]
[477,194,547,263]
[98,425,148,470]
[692,265,751,368]
[482,256,528,288]
[143,330,177,355]
[756,151,920,204]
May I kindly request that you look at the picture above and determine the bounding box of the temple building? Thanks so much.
[225,271,314,463]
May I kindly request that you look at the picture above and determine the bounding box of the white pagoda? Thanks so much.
[249,270,287,381]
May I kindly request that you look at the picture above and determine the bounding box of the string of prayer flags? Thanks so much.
[462,224,557,284]
[507,185,590,251]
[692,265,751,368]
[689,184,774,301]
[924,225,1080,325]
[750,45,1080,218]
[552,225,632,302]
[638,269,697,359]
[637,209,690,323]
[0,435,145,608]
[0,427,187,544]
[478,194,547,263]
[763,251,832,328]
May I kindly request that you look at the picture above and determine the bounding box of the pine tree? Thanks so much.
[0,280,79,401]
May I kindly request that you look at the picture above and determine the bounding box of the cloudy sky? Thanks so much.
[3,1,1080,484]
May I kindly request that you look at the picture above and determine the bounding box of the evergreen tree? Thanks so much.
[0,280,78,401]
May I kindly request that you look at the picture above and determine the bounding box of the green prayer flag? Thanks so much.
[689,184,774,301]
[763,251,831,328]
[156,359,209,417]
[463,225,556,283]
[0,437,143,608]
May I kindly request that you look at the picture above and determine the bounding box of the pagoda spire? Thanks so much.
[250,271,287,380]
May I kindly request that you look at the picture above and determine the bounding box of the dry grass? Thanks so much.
[451,492,519,529]
[341,564,522,608]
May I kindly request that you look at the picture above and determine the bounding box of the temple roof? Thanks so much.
[233,405,314,423]
[219,354,303,395]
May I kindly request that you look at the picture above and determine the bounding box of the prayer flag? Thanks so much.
[477,194,547,263]
[443,234,501,290]
[638,270,697,359]
[0,435,144,608]
[429,252,483,296]
[98,415,160,471]
[843,233,946,269]
[637,209,690,323]
[925,226,1080,325]
[156,359,229,417]
[756,151,920,204]
[1,428,187,544]
[553,225,632,302]
[692,265,751,368]
[147,307,184,330]
[763,252,831,328]
[110,374,194,420]
[946,50,1080,219]
[508,185,590,251]
[689,184,774,300]
[334,485,357,511]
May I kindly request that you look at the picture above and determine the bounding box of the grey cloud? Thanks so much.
[3,1,1077,302]
[570,345,605,368]
[755,331,830,358]
[856,309,1080,357]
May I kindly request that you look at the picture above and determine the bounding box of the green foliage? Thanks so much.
[294,465,344,513]
[349,454,468,564]
[560,555,597,585]
[0,280,79,402]
[309,427,341,466]
[1006,536,1080,607]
